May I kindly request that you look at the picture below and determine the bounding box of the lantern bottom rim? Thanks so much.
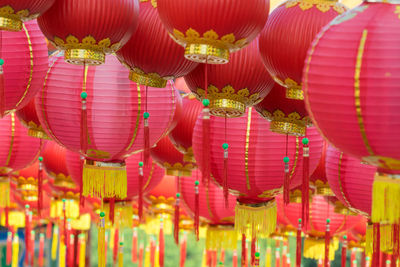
[270,119,306,136]
[315,185,334,196]
[166,168,192,177]
[184,43,229,64]
[0,16,22,32]
[28,128,51,140]
[65,48,105,66]
[209,98,245,118]
[129,70,167,88]
[286,87,304,100]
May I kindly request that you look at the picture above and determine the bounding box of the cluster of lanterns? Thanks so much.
[1,0,400,266]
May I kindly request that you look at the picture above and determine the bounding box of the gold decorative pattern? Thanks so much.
[129,68,168,88]
[285,0,346,13]
[260,109,312,136]
[51,173,76,189]
[52,35,122,65]
[258,187,283,199]
[0,6,40,32]
[183,147,196,163]
[334,201,358,216]
[162,162,194,177]
[272,77,304,100]
[126,84,141,151]
[172,28,248,64]
[139,0,158,8]
[196,85,261,117]
[86,149,110,159]
[245,109,252,190]
[312,180,334,196]
[147,195,175,215]
[15,176,38,191]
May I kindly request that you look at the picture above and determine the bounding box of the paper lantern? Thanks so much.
[0,20,48,116]
[157,0,269,63]
[168,94,203,163]
[255,83,311,136]
[16,98,49,139]
[116,0,198,88]
[147,175,176,216]
[184,39,274,117]
[151,136,195,177]
[302,2,400,223]
[36,55,177,200]
[259,0,346,100]
[192,108,323,237]
[0,0,55,31]
[37,0,140,65]
[309,141,334,196]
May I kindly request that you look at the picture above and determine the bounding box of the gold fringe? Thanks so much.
[303,238,339,261]
[144,245,151,267]
[104,202,133,228]
[50,199,80,219]
[144,215,173,235]
[234,199,277,237]
[1,211,25,228]
[206,225,237,250]
[59,236,66,267]
[98,218,106,267]
[372,174,400,224]
[365,223,395,254]
[0,180,10,208]
[83,162,127,199]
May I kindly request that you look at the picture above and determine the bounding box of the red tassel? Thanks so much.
[144,118,150,165]
[132,228,138,263]
[159,222,165,267]
[150,239,155,267]
[220,249,225,264]
[232,250,238,267]
[30,231,35,267]
[296,219,302,267]
[241,234,247,267]
[179,234,187,267]
[212,251,217,267]
[109,198,115,225]
[251,237,256,266]
[6,232,12,265]
[350,248,356,267]
[202,107,210,185]
[113,228,119,264]
[63,201,67,246]
[25,208,31,266]
[283,157,290,205]
[276,248,281,267]
[372,223,381,267]
[393,224,399,263]
[5,206,8,230]
[68,234,74,267]
[138,162,144,222]
[0,63,5,116]
[223,148,229,208]
[46,222,52,239]
[302,138,310,226]
[342,236,348,267]
[76,234,81,266]
[206,250,212,267]
[79,156,85,208]
[105,232,109,264]
[174,194,180,245]
[139,244,144,267]
[38,154,44,216]
[325,219,331,267]
[38,234,44,267]
[194,181,200,241]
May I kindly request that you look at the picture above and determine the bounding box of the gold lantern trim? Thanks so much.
[311,180,334,196]
[162,162,194,177]
[128,67,169,88]
[18,120,51,140]
[147,195,175,215]
[0,5,40,32]
[50,172,76,189]
[285,0,346,13]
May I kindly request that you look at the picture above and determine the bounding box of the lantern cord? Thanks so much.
[223,114,229,208]
[324,220,330,267]
[144,85,150,165]
[132,228,138,263]
[296,219,302,267]
[195,177,200,241]
[301,137,310,226]
[174,178,181,245]
[241,234,247,267]
[113,228,119,264]
[159,221,165,267]
[202,62,210,186]
[6,231,12,265]
[283,135,290,205]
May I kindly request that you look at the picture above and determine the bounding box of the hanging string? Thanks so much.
[38,145,43,216]
[174,191,181,245]
[301,137,310,226]
[144,85,150,165]
[24,205,31,266]
[223,114,229,208]
[202,61,210,186]
[324,219,330,267]
[296,219,302,267]
[138,160,144,222]
[0,33,5,117]
[194,179,200,241]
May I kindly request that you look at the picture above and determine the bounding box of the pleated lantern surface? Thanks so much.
[303,1,400,223]
[168,94,203,163]
[151,135,196,177]
[181,170,237,251]
[0,20,48,116]
[157,0,269,64]
[255,83,311,136]
[309,141,334,196]
[35,55,177,200]
[259,0,346,100]
[116,0,198,88]
[16,98,49,139]
[192,108,324,237]
[0,0,55,31]
[37,0,140,65]
[184,39,274,118]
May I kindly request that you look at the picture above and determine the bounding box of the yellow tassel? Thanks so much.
[144,245,151,267]
[98,213,106,267]
[201,249,207,267]
[79,234,86,267]
[0,180,10,208]
[145,215,173,236]
[11,235,19,267]
[372,174,400,224]
[365,223,394,255]
[155,246,160,267]
[206,225,237,251]
[51,226,59,260]
[118,242,124,267]
[109,227,115,250]
[83,161,127,199]
[59,236,66,267]
[71,213,91,231]
[104,203,133,228]
[51,199,80,219]
[265,247,271,267]
[1,211,25,228]
[303,238,338,261]
[235,199,277,237]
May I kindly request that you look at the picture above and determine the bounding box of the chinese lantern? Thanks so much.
[0,0,55,31]
[0,20,48,116]
[36,55,177,200]
[302,2,400,223]
[255,83,311,136]
[309,141,334,196]
[116,0,198,88]
[184,39,274,117]
[16,98,49,139]
[259,0,346,100]
[37,0,140,65]
[169,94,203,163]
[157,0,269,64]
[192,108,323,238]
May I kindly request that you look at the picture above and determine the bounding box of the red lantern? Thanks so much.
[174,78,191,94]
[255,83,311,136]
[309,141,334,196]
[302,2,400,223]
[37,0,140,65]
[192,108,323,237]
[157,0,269,63]
[16,98,49,139]
[11,162,46,203]
[36,55,177,200]
[0,0,55,31]
[151,135,195,177]
[169,94,203,163]
[116,1,198,88]
[259,0,346,100]
[184,39,274,117]
[0,20,48,116]
[325,145,376,217]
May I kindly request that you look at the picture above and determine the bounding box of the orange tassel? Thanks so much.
[241,234,247,267]
[138,161,144,222]
[113,228,119,264]
[150,239,156,267]
[6,231,12,265]
[174,193,180,245]
[302,138,310,226]
[325,219,330,267]
[38,233,44,267]
[232,250,238,267]
[372,223,380,267]
[296,219,302,267]
[159,220,165,267]
[132,228,138,263]
[139,244,144,267]
[180,234,187,267]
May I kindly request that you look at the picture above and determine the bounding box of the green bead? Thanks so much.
[202,99,210,107]
[222,143,229,150]
[176,193,181,198]
[80,92,87,100]
[326,218,331,223]
[298,218,302,223]
[120,242,123,246]
[67,218,71,222]
[100,211,105,218]
[143,112,150,119]
[62,199,66,203]
[38,156,43,162]
[387,260,391,264]
[283,157,289,163]
[195,180,199,186]
[25,204,29,209]
[139,162,144,167]
[255,252,260,257]
[0,59,4,66]
[302,138,309,145]
[343,235,347,240]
